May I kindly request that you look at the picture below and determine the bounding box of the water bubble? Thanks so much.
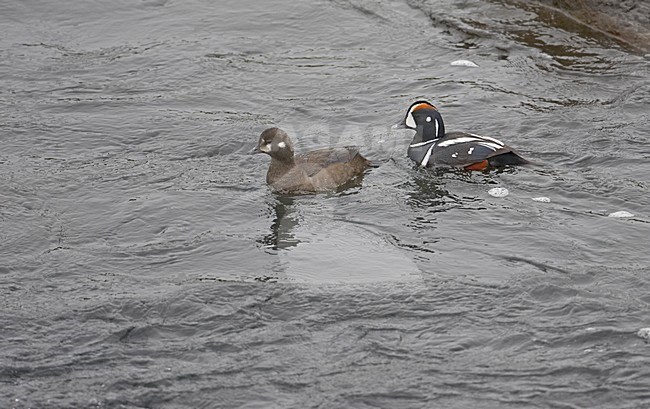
[608,211,634,218]
[637,328,650,341]
[488,187,509,198]
[451,59,479,67]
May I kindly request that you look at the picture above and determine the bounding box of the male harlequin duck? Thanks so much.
[255,127,370,194]
[396,100,528,170]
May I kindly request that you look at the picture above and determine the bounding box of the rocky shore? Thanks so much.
[505,0,650,53]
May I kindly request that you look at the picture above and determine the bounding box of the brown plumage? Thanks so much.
[255,128,370,194]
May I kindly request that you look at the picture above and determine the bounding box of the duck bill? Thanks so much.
[252,144,272,155]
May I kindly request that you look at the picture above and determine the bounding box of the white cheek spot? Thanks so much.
[259,143,271,153]
[278,141,286,148]
[468,147,474,155]
[426,116,432,122]
[451,152,458,158]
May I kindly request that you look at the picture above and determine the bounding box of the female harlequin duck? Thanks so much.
[397,100,528,170]
[255,127,370,194]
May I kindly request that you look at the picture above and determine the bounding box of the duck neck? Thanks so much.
[410,127,439,147]
[267,156,296,185]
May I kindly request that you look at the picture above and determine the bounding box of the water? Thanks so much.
[1,0,649,407]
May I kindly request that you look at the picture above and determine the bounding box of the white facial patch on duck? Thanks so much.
[405,112,416,129]
[426,116,431,122]
[277,141,286,149]
[259,143,272,153]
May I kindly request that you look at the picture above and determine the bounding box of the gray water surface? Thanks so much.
[2,0,649,408]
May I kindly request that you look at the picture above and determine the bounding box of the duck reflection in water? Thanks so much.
[258,195,301,251]
[404,167,461,210]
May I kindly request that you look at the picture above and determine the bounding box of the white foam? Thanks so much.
[532,197,551,203]
[637,328,650,341]
[488,187,509,198]
[451,59,479,68]
[608,211,634,218]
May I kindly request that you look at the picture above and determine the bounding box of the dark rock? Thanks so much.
[503,0,650,53]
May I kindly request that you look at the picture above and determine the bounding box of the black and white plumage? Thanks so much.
[398,101,528,170]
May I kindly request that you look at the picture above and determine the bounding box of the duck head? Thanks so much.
[255,127,295,162]
[397,100,445,143]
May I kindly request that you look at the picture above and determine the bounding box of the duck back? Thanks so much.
[270,147,369,193]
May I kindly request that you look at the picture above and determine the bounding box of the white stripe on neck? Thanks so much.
[420,143,436,167]
[409,139,438,148]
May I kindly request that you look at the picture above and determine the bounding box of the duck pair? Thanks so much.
[255,101,528,194]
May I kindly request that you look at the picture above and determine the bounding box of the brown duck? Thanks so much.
[255,128,370,194]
